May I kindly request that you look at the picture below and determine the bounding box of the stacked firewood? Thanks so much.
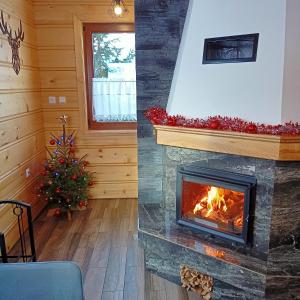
[180,265,213,300]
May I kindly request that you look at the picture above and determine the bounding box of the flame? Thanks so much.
[194,186,227,217]
[193,203,203,214]
[192,186,243,229]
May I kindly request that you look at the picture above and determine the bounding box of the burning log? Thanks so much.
[180,265,213,300]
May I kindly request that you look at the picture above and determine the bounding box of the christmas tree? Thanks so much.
[37,115,93,217]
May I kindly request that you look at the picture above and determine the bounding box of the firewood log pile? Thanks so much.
[180,265,213,300]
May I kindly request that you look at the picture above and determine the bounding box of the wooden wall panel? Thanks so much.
[0,67,40,90]
[0,111,43,147]
[76,147,137,165]
[0,42,39,68]
[39,70,77,89]
[36,26,74,48]
[33,0,138,199]
[89,182,137,199]
[43,109,80,129]
[33,3,134,25]
[41,90,78,109]
[89,165,137,182]
[0,91,41,119]
[38,49,76,69]
[0,131,45,177]
[0,0,46,251]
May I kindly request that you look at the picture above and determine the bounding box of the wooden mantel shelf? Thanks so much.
[154,125,300,161]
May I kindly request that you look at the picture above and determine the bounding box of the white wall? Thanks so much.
[282,0,300,123]
[168,0,290,125]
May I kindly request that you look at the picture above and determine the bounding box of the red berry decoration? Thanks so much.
[54,208,61,216]
[55,188,61,194]
[50,139,56,145]
[79,201,85,208]
[88,181,94,186]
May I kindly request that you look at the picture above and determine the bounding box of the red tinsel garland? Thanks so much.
[144,107,300,136]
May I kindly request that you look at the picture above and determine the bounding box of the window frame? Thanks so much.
[83,23,137,130]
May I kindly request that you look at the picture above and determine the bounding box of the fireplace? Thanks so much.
[176,164,256,245]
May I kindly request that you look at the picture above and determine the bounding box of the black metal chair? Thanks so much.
[0,200,36,263]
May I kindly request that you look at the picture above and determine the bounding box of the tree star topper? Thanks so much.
[60,114,68,125]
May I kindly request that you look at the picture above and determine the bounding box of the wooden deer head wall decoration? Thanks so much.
[0,11,25,75]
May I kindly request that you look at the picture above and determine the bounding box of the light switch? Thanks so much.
[48,96,56,104]
[59,96,66,104]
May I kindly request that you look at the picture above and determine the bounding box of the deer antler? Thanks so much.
[0,10,12,37]
[14,20,24,41]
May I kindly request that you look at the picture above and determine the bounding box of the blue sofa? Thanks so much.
[0,261,84,300]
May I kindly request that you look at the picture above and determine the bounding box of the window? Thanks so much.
[83,23,136,130]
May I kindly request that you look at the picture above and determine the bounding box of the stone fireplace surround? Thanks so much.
[138,130,300,299]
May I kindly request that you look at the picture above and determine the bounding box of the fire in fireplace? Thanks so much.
[176,165,256,244]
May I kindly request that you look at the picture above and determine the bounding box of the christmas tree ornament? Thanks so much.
[71,174,77,181]
[58,158,65,164]
[37,115,93,220]
[54,208,61,216]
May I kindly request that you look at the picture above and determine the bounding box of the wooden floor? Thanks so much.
[16,199,199,300]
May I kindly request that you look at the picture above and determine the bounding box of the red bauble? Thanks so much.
[209,119,220,130]
[45,197,49,202]
[50,139,56,145]
[55,188,61,193]
[88,181,94,186]
[71,174,77,181]
[245,123,257,134]
[54,208,61,216]
[79,201,85,208]
[58,158,65,164]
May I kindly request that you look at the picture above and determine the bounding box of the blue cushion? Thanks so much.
[0,261,84,300]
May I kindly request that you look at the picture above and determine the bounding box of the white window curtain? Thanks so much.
[92,78,137,122]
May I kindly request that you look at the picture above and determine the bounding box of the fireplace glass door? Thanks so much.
[176,165,256,244]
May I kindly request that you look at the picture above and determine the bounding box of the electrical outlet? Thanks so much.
[48,96,56,104]
[25,168,31,178]
[59,96,66,104]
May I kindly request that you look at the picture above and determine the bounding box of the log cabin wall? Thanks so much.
[32,0,138,199]
[0,0,46,251]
